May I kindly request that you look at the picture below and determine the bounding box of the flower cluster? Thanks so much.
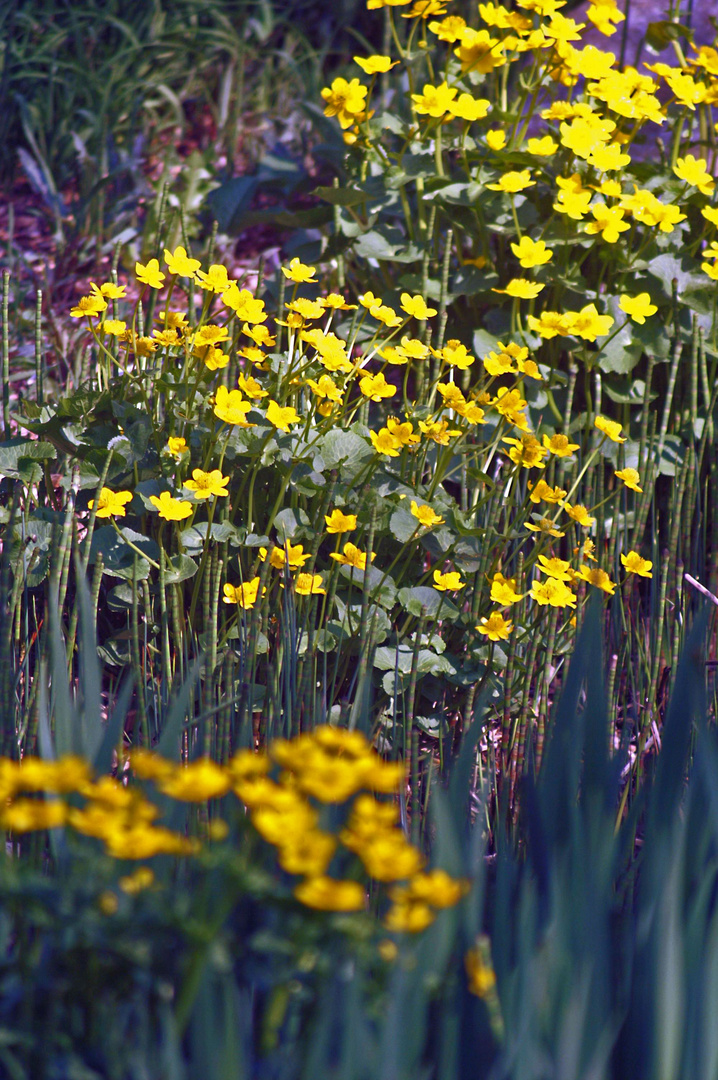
[0,729,468,931]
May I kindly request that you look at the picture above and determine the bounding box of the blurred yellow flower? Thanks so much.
[135,258,165,289]
[615,467,642,492]
[325,509,358,533]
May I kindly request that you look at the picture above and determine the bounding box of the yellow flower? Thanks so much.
[70,294,107,319]
[237,373,268,399]
[440,340,475,368]
[454,27,506,74]
[325,509,357,534]
[510,236,553,268]
[486,129,507,150]
[673,154,715,196]
[594,415,626,443]
[411,81,457,118]
[465,941,497,998]
[530,578,576,608]
[164,245,201,277]
[358,833,425,881]
[400,292,437,319]
[487,170,535,194]
[615,467,642,492]
[563,502,596,527]
[329,543,375,570]
[266,399,301,431]
[157,759,230,801]
[294,876,365,912]
[619,293,658,324]
[433,570,465,591]
[101,318,126,336]
[492,278,545,299]
[526,518,565,537]
[306,374,342,403]
[1,798,67,832]
[621,550,653,577]
[214,385,254,427]
[490,574,524,605]
[529,479,567,504]
[410,501,444,528]
[148,491,193,521]
[542,432,579,456]
[578,565,616,595]
[369,303,403,328]
[537,554,572,581]
[320,78,368,128]
[448,94,491,121]
[387,416,421,446]
[527,135,559,156]
[183,469,230,499]
[584,203,630,244]
[135,258,165,289]
[277,831,337,877]
[119,867,155,895]
[384,900,436,933]
[359,372,396,401]
[371,428,402,456]
[93,281,127,300]
[476,612,513,641]
[88,487,133,518]
[428,14,466,40]
[396,869,469,908]
[259,543,311,570]
[418,419,461,444]
[353,54,398,75]
[223,579,264,609]
[281,257,318,283]
[295,573,326,596]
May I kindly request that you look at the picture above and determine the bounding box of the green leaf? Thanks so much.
[398,586,459,621]
[164,554,198,584]
[389,506,419,543]
[319,428,372,468]
[312,184,369,207]
[338,564,397,608]
[0,438,56,478]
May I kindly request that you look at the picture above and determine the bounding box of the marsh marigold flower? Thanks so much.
[433,570,465,591]
[619,293,658,324]
[595,415,626,442]
[214,386,254,427]
[530,578,576,607]
[354,54,398,75]
[281,257,317,283]
[183,469,229,499]
[294,876,365,912]
[321,78,368,128]
[164,245,201,277]
[578,565,616,594]
[359,372,396,401]
[615,467,642,492]
[295,573,326,596]
[329,543,375,570]
[223,579,264,609]
[477,612,513,641]
[135,259,165,289]
[148,491,193,521]
[621,550,653,577]
[266,400,301,431]
[400,292,437,319]
[88,487,133,518]
[410,501,444,527]
[325,509,357,534]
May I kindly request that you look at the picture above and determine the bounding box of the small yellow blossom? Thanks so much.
[615,467,642,492]
[148,492,193,521]
[595,415,626,443]
[433,570,465,591]
[410,501,445,528]
[88,488,133,518]
[477,612,513,641]
[183,469,229,499]
[620,550,653,577]
[135,259,165,289]
[325,509,357,534]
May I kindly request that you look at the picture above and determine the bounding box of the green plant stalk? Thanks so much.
[536,605,558,772]
[648,548,671,727]
[130,558,149,747]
